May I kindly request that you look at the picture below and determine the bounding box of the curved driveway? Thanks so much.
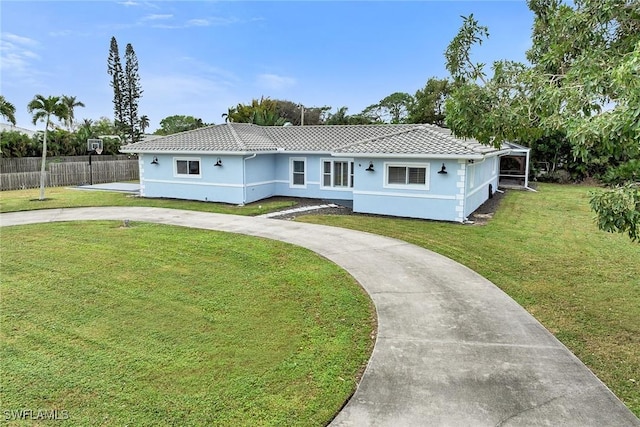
[1,207,637,426]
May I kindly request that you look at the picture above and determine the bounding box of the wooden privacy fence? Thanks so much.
[0,156,139,191]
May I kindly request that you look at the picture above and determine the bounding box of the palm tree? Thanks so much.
[139,115,150,134]
[61,95,85,131]
[27,95,69,200]
[0,95,17,126]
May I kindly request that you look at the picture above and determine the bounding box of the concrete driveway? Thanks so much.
[1,207,637,426]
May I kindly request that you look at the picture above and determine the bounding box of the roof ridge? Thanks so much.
[335,124,429,151]
[226,123,247,150]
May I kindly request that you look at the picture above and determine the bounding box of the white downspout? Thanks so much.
[242,153,257,205]
[524,149,529,188]
[523,149,537,191]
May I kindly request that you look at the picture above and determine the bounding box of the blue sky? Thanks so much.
[1,1,534,132]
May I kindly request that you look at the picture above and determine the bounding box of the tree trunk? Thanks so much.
[39,117,49,200]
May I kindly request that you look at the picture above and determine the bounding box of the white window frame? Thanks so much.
[290,157,306,188]
[320,158,354,190]
[383,162,430,190]
[174,157,201,178]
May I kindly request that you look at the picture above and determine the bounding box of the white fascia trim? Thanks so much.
[354,190,456,200]
[332,152,486,160]
[120,149,256,155]
[279,150,331,155]
[145,178,243,188]
[488,149,512,157]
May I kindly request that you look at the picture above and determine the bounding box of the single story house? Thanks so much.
[120,123,529,222]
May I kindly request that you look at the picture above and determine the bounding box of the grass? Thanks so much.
[296,183,640,417]
[0,186,295,215]
[0,222,376,426]
[1,183,638,418]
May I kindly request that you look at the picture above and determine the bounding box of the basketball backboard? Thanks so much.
[87,139,103,155]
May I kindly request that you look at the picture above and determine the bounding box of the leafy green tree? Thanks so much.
[107,37,125,135]
[325,107,350,125]
[43,128,76,157]
[359,92,413,124]
[123,43,143,143]
[590,184,640,242]
[252,109,287,126]
[360,104,384,123]
[155,115,208,135]
[444,15,541,147]
[408,78,450,125]
[74,119,96,153]
[444,2,640,240]
[325,107,375,125]
[61,95,85,131]
[225,97,287,126]
[27,95,68,200]
[379,92,414,124]
[274,100,330,126]
[0,130,32,157]
[0,95,17,125]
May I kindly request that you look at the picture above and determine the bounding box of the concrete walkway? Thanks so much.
[257,203,339,218]
[1,207,637,426]
[74,182,140,193]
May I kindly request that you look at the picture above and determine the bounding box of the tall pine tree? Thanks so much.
[123,43,143,143]
[107,37,125,136]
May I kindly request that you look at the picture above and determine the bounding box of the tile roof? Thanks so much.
[120,122,501,157]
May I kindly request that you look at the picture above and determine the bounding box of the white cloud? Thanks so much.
[0,33,41,75]
[141,14,173,21]
[2,33,38,47]
[256,74,297,91]
[186,19,210,27]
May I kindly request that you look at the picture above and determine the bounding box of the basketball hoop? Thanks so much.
[87,138,103,155]
[87,138,104,186]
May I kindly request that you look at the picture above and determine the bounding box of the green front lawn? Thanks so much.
[297,183,640,417]
[0,222,375,426]
[1,183,638,418]
[0,186,294,215]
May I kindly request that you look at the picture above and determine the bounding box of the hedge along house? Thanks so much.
[120,123,529,222]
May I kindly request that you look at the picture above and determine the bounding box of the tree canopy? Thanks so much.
[61,95,85,131]
[107,37,144,143]
[444,0,640,240]
[407,78,450,126]
[224,97,330,126]
[27,95,69,200]
[155,115,208,135]
[0,95,17,125]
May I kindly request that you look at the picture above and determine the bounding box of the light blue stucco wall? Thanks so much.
[463,156,500,218]
[137,152,497,221]
[139,153,245,204]
[352,158,462,221]
[273,154,354,201]
[244,154,276,204]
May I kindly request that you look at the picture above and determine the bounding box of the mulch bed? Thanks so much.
[265,189,508,225]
